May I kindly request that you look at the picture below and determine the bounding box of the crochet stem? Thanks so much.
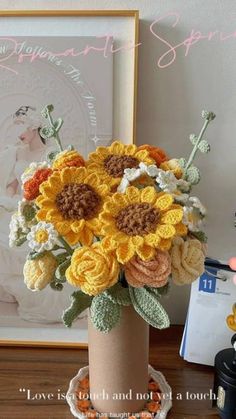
[58,237,73,255]
[184,118,209,172]
[47,112,63,152]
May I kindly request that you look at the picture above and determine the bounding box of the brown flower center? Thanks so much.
[116,203,159,236]
[56,183,101,220]
[103,154,139,178]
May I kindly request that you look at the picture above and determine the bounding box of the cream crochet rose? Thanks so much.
[23,253,57,291]
[171,237,205,285]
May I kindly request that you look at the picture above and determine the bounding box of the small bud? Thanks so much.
[201,110,216,121]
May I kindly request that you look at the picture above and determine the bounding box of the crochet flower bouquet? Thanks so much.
[9,105,215,333]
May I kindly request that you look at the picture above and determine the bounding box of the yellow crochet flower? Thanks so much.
[52,150,85,170]
[86,140,154,188]
[171,237,205,285]
[160,159,183,179]
[36,167,109,246]
[66,242,119,296]
[23,252,57,291]
[100,186,185,264]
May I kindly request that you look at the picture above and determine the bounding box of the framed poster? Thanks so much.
[0,10,139,347]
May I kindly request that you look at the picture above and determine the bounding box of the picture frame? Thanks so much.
[0,9,139,348]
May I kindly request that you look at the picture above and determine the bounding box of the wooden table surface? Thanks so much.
[0,326,219,419]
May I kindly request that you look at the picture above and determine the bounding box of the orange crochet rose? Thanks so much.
[138,144,168,167]
[23,168,52,201]
[124,249,171,288]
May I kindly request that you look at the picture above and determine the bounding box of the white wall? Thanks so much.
[2,0,236,323]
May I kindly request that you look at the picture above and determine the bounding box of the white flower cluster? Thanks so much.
[9,199,36,247]
[27,221,59,253]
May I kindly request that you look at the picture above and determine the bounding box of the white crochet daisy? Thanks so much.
[27,222,59,252]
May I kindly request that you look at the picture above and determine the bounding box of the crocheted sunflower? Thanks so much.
[100,186,187,263]
[86,140,154,188]
[36,167,109,246]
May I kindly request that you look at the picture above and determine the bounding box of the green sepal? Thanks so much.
[47,150,59,163]
[146,282,170,297]
[55,258,71,281]
[90,294,121,333]
[50,281,63,291]
[185,165,201,185]
[27,250,48,260]
[129,286,170,329]
[15,235,27,247]
[63,291,93,328]
[104,283,131,306]
[191,231,208,243]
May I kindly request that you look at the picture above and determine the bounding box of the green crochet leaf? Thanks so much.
[146,282,170,297]
[90,294,121,333]
[63,291,93,328]
[198,139,210,153]
[104,283,131,306]
[54,117,63,132]
[185,166,201,185]
[191,230,208,243]
[178,158,187,168]
[129,286,170,329]
[55,258,71,281]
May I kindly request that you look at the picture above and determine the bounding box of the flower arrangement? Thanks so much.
[9,105,215,333]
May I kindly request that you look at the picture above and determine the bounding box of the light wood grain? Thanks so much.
[0,326,218,418]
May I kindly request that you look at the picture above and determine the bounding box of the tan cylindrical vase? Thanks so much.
[88,305,149,415]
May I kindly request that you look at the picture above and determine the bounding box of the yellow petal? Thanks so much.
[61,167,73,184]
[85,172,99,188]
[101,236,116,252]
[79,226,94,246]
[65,230,80,246]
[124,144,137,155]
[144,233,160,246]
[72,167,87,183]
[136,244,155,261]
[175,222,188,236]
[158,239,172,251]
[40,184,55,199]
[126,186,140,203]
[110,141,124,155]
[156,224,176,239]
[103,200,121,216]
[71,219,85,233]
[96,184,109,197]
[112,193,129,207]
[141,186,157,204]
[132,236,144,248]
[161,208,183,225]
[112,232,129,243]
[116,242,135,264]
[155,193,173,211]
